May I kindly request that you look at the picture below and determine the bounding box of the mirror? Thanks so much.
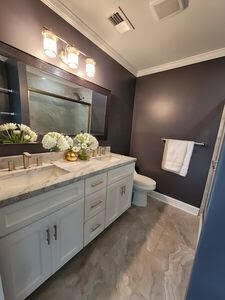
[27,66,91,135]
[0,54,13,124]
[0,42,110,142]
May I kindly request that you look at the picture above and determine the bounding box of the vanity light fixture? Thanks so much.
[42,27,96,77]
[42,30,58,58]
[86,58,96,77]
[61,46,79,69]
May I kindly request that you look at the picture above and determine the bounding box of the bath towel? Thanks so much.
[162,139,194,176]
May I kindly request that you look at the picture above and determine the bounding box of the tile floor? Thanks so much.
[28,198,199,300]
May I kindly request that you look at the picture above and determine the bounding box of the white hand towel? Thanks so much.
[162,139,194,177]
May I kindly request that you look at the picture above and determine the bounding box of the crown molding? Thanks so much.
[137,47,225,77]
[41,0,225,78]
[41,0,137,76]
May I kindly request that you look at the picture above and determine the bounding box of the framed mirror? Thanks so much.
[0,41,110,152]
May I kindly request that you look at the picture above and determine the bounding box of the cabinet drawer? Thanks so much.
[108,163,135,185]
[0,181,84,237]
[85,173,107,196]
[85,189,106,221]
[84,211,105,246]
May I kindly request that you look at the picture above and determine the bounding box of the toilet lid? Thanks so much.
[134,173,156,190]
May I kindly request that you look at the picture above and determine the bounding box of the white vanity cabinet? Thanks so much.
[0,161,135,300]
[50,199,84,272]
[0,198,84,300]
[0,217,52,300]
[0,181,85,300]
[105,175,133,227]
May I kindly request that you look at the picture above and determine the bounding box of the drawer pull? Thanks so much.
[91,223,101,232]
[53,224,58,241]
[120,186,123,196]
[91,200,103,209]
[46,228,51,245]
[91,180,104,187]
[120,185,126,195]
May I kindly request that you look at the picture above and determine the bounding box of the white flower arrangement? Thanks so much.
[42,132,71,152]
[42,131,99,156]
[71,146,81,153]
[0,123,37,144]
[64,136,74,149]
[74,132,98,154]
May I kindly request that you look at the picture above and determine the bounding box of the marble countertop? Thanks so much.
[0,153,136,208]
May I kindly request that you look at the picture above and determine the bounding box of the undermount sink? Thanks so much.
[96,154,122,163]
[0,164,69,195]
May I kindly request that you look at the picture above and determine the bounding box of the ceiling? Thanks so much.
[42,0,225,76]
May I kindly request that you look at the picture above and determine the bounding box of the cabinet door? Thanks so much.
[0,275,4,300]
[51,199,84,272]
[0,218,51,300]
[118,175,133,215]
[105,181,120,227]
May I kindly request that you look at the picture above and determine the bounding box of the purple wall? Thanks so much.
[131,58,225,208]
[0,0,136,155]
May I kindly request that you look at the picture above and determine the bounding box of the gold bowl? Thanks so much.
[65,150,78,162]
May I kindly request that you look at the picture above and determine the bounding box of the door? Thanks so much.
[118,175,133,215]
[51,199,84,272]
[200,105,225,217]
[0,218,51,300]
[105,181,120,227]
[186,140,225,299]
[0,275,4,300]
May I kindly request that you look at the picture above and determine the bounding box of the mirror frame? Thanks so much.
[0,41,111,142]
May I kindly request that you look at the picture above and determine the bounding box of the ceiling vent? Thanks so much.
[150,0,188,21]
[108,7,135,34]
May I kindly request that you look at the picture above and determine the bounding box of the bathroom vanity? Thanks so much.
[0,153,136,300]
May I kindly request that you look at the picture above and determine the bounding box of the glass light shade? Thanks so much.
[60,46,79,69]
[66,46,79,69]
[42,31,57,58]
[86,58,96,77]
[60,50,68,65]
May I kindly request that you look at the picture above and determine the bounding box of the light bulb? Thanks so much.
[86,58,96,77]
[66,46,79,69]
[42,30,57,58]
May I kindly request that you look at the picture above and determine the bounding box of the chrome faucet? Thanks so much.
[23,152,32,169]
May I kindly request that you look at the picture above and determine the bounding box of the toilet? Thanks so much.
[132,170,156,207]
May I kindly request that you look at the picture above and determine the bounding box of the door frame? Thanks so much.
[200,105,225,216]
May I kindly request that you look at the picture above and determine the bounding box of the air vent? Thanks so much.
[109,12,124,26]
[150,0,188,21]
[108,7,135,34]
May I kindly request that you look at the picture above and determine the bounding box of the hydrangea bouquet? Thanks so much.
[42,132,71,152]
[74,133,99,160]
[0,123,37,144]
[42,131,99,161]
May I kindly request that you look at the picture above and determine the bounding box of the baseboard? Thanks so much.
[150,191,199,216]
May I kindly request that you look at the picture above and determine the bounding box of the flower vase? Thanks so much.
[79,150,91,160]
[65,150,78,162]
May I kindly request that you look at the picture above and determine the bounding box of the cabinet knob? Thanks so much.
[53,224,58,241]
[120,186,123,196]
[46,229,51,245]
[123,186,126,194]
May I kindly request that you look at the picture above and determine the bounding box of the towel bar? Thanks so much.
[161,138,205,146]
[0,87,13,94]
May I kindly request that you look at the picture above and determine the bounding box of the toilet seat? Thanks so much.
[134,173,156,191]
